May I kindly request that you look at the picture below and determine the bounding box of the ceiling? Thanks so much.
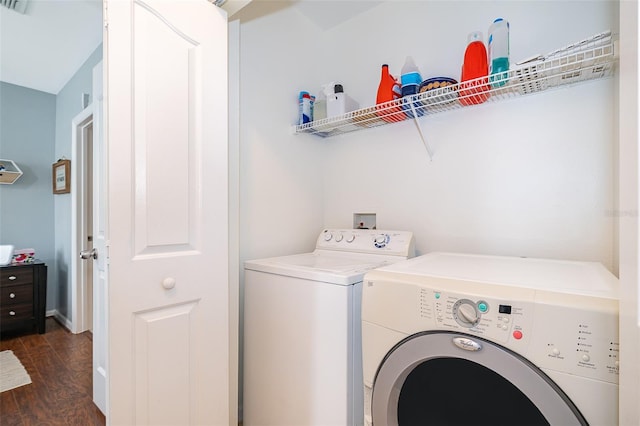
[294,0,382,30]
[0,0,103,94]
[0,0,378,95]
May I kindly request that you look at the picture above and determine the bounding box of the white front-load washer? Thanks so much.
[243,229,415,426]
[361,252,619,426]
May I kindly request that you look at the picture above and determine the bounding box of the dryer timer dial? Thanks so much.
[374,234,390,248]
[453,299,481,328]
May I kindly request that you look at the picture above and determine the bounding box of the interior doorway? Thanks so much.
[71,106,95,334]
[81,120,94,332]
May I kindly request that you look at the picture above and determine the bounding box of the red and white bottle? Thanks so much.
[459,31,490,106]
[376,64,405,122]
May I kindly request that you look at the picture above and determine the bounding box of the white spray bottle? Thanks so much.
[325,83,347,118]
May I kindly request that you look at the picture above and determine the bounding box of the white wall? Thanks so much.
[238,2,328,261]
[319,1,618,271]
[237,1,618,266]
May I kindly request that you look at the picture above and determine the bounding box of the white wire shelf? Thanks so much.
[294,31,617,139]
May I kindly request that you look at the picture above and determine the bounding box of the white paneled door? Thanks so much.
[104,0,230,424]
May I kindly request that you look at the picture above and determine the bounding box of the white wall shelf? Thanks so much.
[0,159,23,184]
[293,31,617,148]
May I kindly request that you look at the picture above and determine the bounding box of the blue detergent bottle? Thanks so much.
[400,56,424,118]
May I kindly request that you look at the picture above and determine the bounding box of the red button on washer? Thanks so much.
[513,330,523,340]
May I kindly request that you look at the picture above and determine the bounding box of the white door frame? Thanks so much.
[70,104,94,334]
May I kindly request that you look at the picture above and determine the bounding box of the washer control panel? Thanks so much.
[316,229,415,257]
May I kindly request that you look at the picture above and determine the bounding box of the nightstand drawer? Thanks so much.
[0,267,33,286]
[0,303,33,322]
[0,284,33,306]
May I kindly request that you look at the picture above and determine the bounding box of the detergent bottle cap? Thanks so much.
[468,31,483,44]
[401,56,419,75]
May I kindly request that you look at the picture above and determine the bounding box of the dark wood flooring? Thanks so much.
[1,317,105,425]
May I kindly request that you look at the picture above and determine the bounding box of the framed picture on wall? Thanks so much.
[52,159,70,194]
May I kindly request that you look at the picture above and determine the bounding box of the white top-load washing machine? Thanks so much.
[361,252,619,426]
[243,229,415,426]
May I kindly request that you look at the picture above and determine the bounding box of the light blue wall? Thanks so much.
[0,43,103,317]
[54,44,103,321]
[0,82,56,301]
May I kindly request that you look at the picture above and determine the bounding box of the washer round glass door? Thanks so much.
[371,332,587,426]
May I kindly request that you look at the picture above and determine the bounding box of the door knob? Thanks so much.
[80,248,98,260]
[162,277,176,290]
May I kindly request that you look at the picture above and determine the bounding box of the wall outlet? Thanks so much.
[353,213,376,230]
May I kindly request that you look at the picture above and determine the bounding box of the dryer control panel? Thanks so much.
[363,272,619,384]
[418,288,535,348]
[363,252,620,384]
[417,287,619,384]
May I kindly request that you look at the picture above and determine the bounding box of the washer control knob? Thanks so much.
[452,299,480,328]
[374,234,390,248]
[323,231,333,242]
[346,234,356,243]
[581,354,591,362]
[335,233,344,242]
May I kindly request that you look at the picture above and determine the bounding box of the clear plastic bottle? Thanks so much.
[400,56,423,117]
[489,18,510,87]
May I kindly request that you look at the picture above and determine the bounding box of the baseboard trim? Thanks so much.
[48,310,73,332]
